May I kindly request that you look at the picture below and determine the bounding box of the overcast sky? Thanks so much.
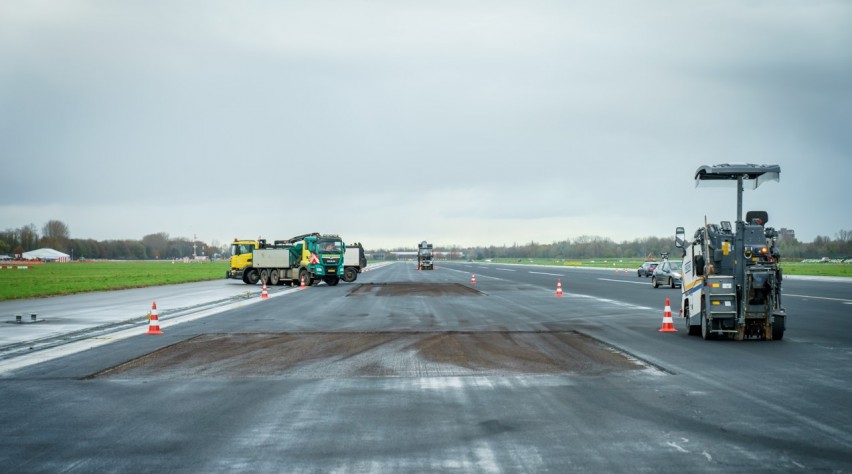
[1,1,850,250]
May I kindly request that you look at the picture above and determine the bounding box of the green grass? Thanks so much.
[472,258,852,277]
[2,258,847,301]
[777,262,852,278]
[0,261,229,301]
[485,258,647,268]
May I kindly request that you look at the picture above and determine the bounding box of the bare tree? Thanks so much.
[42,220,70,240]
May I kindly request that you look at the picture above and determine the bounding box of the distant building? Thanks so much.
[779,228,796,241]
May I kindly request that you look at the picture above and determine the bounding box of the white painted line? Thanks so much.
[598,278,652,286]
[495,268,516,272]
[0,287,301,375]
[784,294,852,303]
[528,271,563,276]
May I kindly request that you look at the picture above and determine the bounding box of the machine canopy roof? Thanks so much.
[694,163,781,190]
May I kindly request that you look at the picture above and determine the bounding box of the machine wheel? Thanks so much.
[342,267,358,283]
[324,276,340,286]
[270,270,280,286]
[652,276,659,288]
[245,268,260,285]
[669,277,675,288]
[772,326,785,341]
[701,313,712,340]
[685,307,700,336]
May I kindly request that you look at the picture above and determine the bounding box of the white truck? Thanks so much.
[342,242,367,283]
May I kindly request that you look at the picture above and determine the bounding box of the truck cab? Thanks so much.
[297,234,345,286]
[227,239,261,283]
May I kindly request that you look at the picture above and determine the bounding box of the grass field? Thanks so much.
[0,261,229,301]
[1,259,848,301]
[480,258,852,277]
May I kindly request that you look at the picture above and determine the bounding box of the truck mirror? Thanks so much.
[675,227,685,248]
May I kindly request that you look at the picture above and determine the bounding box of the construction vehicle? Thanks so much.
[674,164,786,340]
[342,242,367,283]
[226,233,345,286]
[417,241,433,270]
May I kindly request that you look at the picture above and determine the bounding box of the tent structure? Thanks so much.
[22,248,71,262]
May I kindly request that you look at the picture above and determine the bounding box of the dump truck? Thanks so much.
[417,241,433,270]
[675,163,786,340]
[342,242,367,283]
[226,233,345,286]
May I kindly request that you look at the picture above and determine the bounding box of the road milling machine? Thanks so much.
[417,241,434,270]
[675,164,787,340]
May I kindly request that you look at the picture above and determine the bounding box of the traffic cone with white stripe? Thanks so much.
[470,274,476,285]
[147,301,163,335]
[556,279,563,297]
[658,297,677,332]
[300,275,306,288]
[261,281,269,299]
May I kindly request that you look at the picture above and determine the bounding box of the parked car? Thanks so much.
[652,260,682,288]
[637,262,658,277]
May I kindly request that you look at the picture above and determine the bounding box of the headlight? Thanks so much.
[672,272,681,279]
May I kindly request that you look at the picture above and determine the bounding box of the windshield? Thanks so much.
[318,240,343,254]
[670,262,682,270]
[230,243,254,256]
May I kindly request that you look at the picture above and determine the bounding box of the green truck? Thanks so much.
[227,233,345,286]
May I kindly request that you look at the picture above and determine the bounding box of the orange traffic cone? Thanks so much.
[556,279,563,297]
[300,275,306,288]
[147,301,163,335]
[261,281,269,299]
[470,274,477,285]
[658,297,678,332]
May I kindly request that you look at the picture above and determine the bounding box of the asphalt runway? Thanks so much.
[1,262,850,472]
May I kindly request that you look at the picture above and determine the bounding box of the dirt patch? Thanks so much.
[347,283,482,297]
[91,331,645,379]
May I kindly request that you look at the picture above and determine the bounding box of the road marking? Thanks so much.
[598,278,650,286]
[784,294,852,303]
[0,287,300,375]
[528,271,563,276]
[495,268,516,272]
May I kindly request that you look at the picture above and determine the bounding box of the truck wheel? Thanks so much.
[270,270,280,286]
[652,276,659,288]
[324,276,340,286]
[342,267,357,283]
[246,269,260,285]
[669,277,675,288]
[299,269,311,287]
[259,269,269,284]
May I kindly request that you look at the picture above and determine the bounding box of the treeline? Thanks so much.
[3,220,850,261]
[377,231,852,261]
[0,221,223,260]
